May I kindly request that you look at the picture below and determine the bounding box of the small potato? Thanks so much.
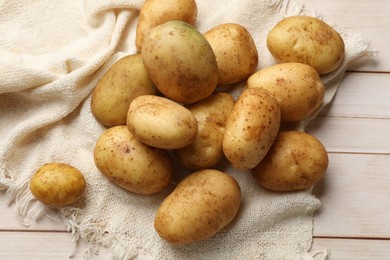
[223,88,281,170]
[94,125,172,195]
[267,15,345,74]
[30,163,86,207]
[174,93,235,169]
[136,0,197,52]
[253,131,329,191]
[247,62,325,122]
[142,20,218,104]
[154,169,241,244]
[91,54,158,127]
[127,95,197,149]
[204,23,258,86]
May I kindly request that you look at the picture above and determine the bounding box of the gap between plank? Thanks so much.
[314,235,390,241]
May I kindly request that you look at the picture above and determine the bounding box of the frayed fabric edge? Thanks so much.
[61,207,139,259]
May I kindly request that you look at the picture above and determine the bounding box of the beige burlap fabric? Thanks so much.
[0,0,371,259]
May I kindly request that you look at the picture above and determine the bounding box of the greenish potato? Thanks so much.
[142,20,218,104]
[91,54,158,127]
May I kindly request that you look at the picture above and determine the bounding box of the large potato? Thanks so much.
[136,0,197,52]
[267,15,345,75]
[142,20,218,104]
[174,93,235,169]
[247,62,325,122]
[253,131,328,191]
[223,88,281,170]
[204,23,258,86]
[30,163,86,207]
[127,95,197,149]
[94,125,172,195]
[154,169,241,244]
[91,54,158,127]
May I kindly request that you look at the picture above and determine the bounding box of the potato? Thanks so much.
[204,23,258,86]
[91,54,158,127]
[174,93,235,169]
[154,169,241,244]
[252,131,328,191]
[94,125,172,195]
[247,62,325,122]
[30,163,86,207]
[142,20,218,104]
[267,15,345,75]
[223,88,281,170]
[136,0,197,52]
[127,95,197,149]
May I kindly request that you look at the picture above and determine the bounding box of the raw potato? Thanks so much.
[204,23,258,86]
[247,62,325,122]
[94,125,172,195]
[253,131,329,191]
[136,0,197,52]
[30,163,86,207]
[142,20,218,104]
[91,54,158,127]
[174,93,235,169]
[127,95,198,149]
[223,88,281,170]
[267,15,345,75]
[154,169,241,244]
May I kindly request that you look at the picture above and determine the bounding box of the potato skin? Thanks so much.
[267,15,345,75]
[142,20,218,104]
[204,23,258,86]
[136,0,197,52]
[247,62,325,122]
[94,125,172,195]
[223,88,281,170]
[154,169,241,245]
[174,93,235,169]
[252,131,329,191]
[127,95,197,149]
[29,163,86,207]
[91,54,158,127]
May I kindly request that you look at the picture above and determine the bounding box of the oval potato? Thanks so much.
[247,62,325,122]
[91,54,158,127]
[223,88,281,170]
[136,0,197,52]
[30,163,86,207]
[142,20,218,104]
[127,95,197,149]
[267,15,345,75]
[154,169,241,244]
[252,131,329,191]
[94,125,172,195]
[204,23,258,86]
[174,93,235,169]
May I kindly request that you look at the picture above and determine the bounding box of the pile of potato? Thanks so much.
[29,0,345,246]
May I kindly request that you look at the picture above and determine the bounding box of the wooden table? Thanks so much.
[1,0,389,259]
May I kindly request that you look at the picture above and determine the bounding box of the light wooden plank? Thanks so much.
[0,231,110,260]
[297,0,390,72]
[311,238,390,260]
[0,231,149,260]
[320,73,390,119]
[306,116,390,153]
[313,153,390,238]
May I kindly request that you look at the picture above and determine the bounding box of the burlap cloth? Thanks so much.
[0,0,372,259]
